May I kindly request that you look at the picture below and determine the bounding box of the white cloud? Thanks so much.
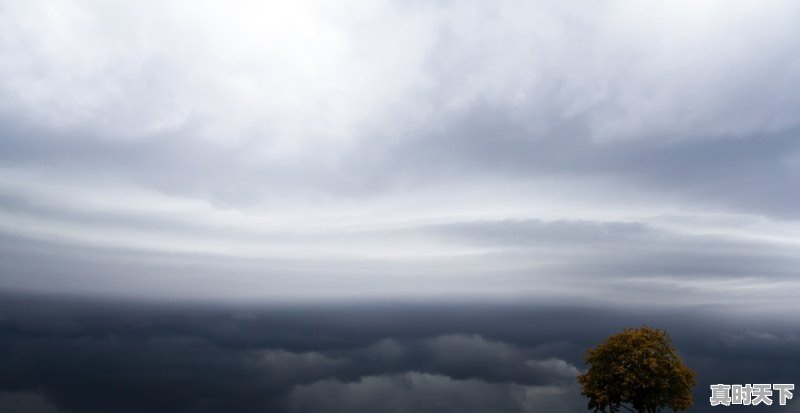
[1,0,799,306]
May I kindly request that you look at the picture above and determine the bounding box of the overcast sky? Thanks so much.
[1,0,800,308]
[1,295,798,413]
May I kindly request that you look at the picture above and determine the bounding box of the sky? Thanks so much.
[2,0,800,308]
[2,2,800,412]
[0,294,798,413]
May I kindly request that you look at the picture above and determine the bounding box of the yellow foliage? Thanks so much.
[577,326,696,413]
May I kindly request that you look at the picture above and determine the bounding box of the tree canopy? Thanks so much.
[577,326,696,413]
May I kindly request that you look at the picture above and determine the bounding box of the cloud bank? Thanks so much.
[1,297,798,413]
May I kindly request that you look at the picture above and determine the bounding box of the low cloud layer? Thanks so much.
[1,297,798,413]
[288,373,581,413]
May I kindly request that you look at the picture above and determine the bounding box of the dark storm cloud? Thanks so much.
[287,373,582,413]
[1,296,798,413]
[0,296,584,413]
[344,334,579,386]
[0,392,68,413]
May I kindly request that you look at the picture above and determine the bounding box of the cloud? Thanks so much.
[1,0,800,308]
[287,372,582,413]
[2,2,799,411]
[0,392,70,413]
[1,297,798,412]
[346,334,581,386]
[2,211,800,310]
[0,297,590,413]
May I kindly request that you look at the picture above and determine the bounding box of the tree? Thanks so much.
[577,326,696,413]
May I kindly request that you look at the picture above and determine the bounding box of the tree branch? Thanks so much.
[617,403,636,413]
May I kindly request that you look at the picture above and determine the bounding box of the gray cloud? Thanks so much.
[2,4,799,412]
[0,1,799,312]
[1,297,798,412]
[0,392,71,413]
[348,334,580,386]
[287,373,581,413]
[2,213,799,309]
